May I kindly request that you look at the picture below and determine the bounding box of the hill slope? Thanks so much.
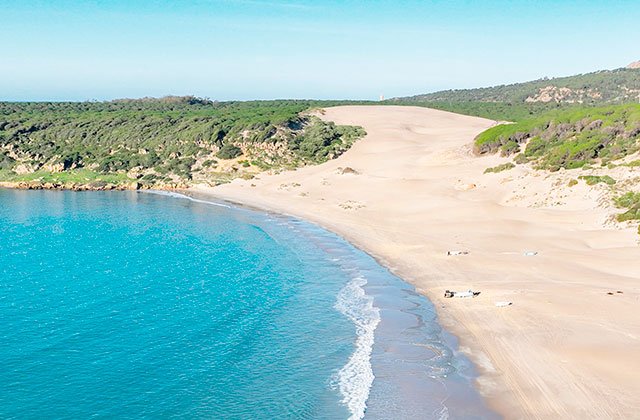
[0,98,367,189]
[474,103,640,168]
[399,63,640,105]
[473,103,640,228]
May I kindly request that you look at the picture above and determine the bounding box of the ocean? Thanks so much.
[0,189,497,419]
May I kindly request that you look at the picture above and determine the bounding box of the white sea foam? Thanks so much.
[437,404,450,419]
[334,274,380,420]
[141,190,231,208]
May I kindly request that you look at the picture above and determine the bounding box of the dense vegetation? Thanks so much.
[290,116,365,161]
[615,192,640,222]
[0,97,368,186]
[397,67,640,104]
[473,104,640,170]
[389,64,640,122]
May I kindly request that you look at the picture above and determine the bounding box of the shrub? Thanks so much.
[291,117,365,162]
[217,144,242,159]
[514,153,529,164]
[616,203,640,222]
[500,140,520,156]
[0,151,15,170]
[568,179,578,187]
[614,192,640,209]
[202,159,217,167]
[484,162,515,174]
[578,175,616,186]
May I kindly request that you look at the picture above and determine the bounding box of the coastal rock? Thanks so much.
[127,168,145,179]
[1,180,141,192]
[19,181,42,190]
[43,182,62,189]
[43,163,65,173]
[14,163,37,175]
[525,85,602,103]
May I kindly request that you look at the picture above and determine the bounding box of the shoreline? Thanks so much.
[0,180,186,191]
[187,179,512,415]
[193,105,640,418]
[176,188,498,418]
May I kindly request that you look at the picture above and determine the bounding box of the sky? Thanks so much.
[1,0,639,101]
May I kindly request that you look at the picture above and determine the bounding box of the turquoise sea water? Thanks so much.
[0,190,497,419]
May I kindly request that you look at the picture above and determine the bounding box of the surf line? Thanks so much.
[140,190,232,208]
[335,273,381,420]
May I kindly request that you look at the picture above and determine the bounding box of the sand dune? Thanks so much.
[193,105,640,419]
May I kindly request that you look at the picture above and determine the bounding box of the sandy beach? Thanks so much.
[193,105,640,419]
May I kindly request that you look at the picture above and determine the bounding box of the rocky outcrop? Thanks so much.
[627,61,640,69]
[525,86,603,103]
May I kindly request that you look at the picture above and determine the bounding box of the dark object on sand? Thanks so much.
[447,250,469,256]
[444,290,481,298]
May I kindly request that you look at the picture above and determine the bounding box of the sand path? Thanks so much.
[194,105,640,419]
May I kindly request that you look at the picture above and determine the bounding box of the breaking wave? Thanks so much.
[334,274,381,420]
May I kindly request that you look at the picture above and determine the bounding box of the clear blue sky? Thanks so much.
[1,0,639,101]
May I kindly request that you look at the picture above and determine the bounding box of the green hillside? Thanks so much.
[474,103,640,171]
[399,66,640,105]
[0,98,367,188]
[389,63,640,122]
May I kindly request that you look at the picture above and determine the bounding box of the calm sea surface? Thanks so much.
[0,189,497,419]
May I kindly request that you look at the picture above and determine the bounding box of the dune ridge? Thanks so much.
[193,105,640,419]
